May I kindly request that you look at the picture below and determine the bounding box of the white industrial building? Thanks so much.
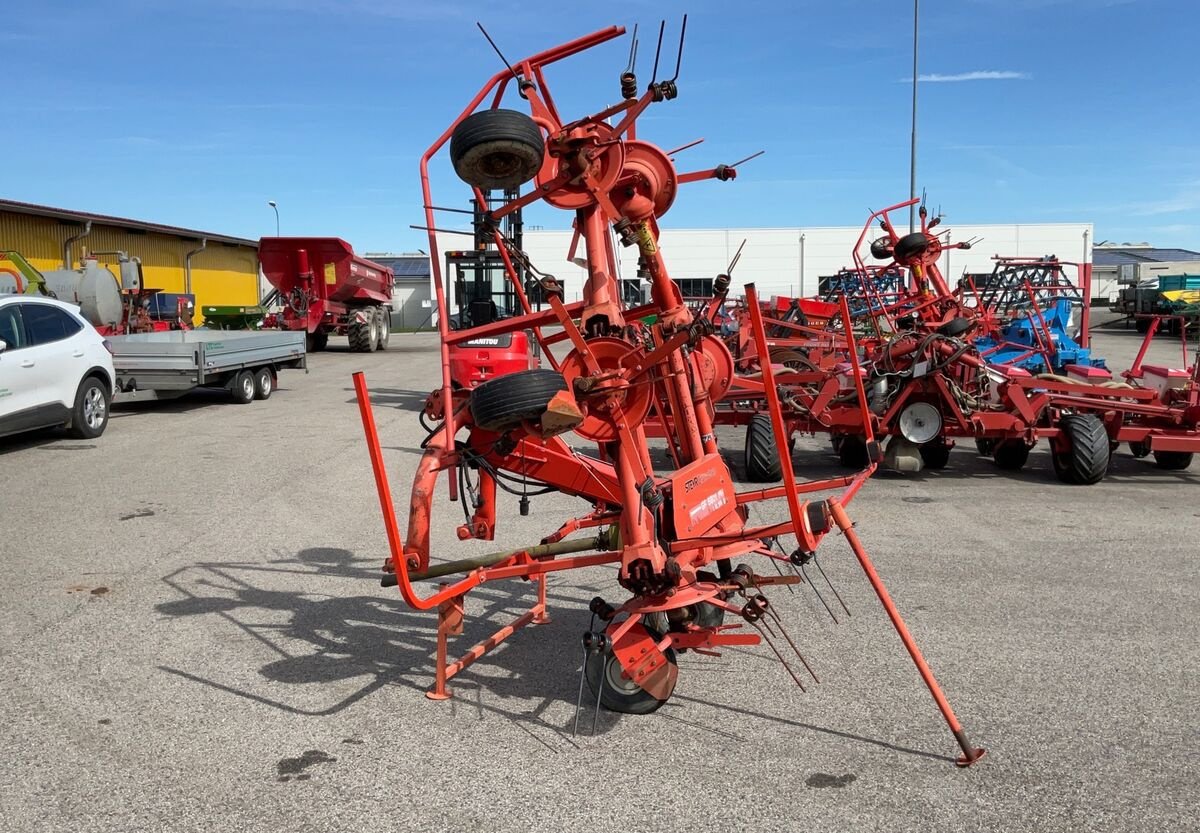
[519,222,1096,300]
[428,220,1095,326]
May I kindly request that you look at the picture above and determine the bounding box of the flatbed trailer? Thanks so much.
[109,329,306,404]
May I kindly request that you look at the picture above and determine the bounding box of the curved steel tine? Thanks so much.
[800,561,839,624]
[649,20,666,84]
[812,555,851,617]
[572,644,589,737]
[666,14,688,83]
[762,604,820,684]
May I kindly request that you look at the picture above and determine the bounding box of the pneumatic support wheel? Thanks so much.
[836,434,870,468]
[1153,450,1194,470]
[469,369,568,432]
[584,628,678,715]
[744,413,783,482]
[992,440,1031,471]
[450,109,545,190]
[918,438,951,470]
[1051,414,1110,484]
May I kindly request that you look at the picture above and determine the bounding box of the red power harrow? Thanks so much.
[352,23,984,764]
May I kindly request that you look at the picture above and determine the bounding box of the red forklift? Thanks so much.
[445,190,541,388]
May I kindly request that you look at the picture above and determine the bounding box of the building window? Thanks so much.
[673,278,714,299]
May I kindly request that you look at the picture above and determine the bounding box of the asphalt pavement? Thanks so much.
[1,322,1196,833]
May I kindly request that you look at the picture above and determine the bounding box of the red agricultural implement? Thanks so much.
[258,237,394,353]
[351,23,985,764]
[721,199,1200,482]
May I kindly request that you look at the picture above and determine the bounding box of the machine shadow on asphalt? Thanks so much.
[342,386,431,411]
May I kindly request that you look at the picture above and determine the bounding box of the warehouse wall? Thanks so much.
[0,211,259,320]
[508,223,1096,300]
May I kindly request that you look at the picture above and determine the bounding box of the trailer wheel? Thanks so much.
[918,439,951,470]
[450,109,544,190]
[348,314,376,353]
[1153,450,1194,470]
[1051,414,1109,484]
[837,434,869,468]
[306,331,328,352]
[744,414,783,482]
[469,368,567,431]
[975,438,996,457]
[376,307,391,351]
[231,370,256,404]
[992,440,1031,471]
[253,367,274,400]
[584,627,677,715]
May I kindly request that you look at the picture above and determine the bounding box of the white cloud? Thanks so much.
[903,71,1031,83]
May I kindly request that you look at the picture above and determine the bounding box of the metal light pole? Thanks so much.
[799,232,806,297]
[909,0,919,233]
[267,200,280,236]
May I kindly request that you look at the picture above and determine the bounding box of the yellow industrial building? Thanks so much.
[0,199,259,320]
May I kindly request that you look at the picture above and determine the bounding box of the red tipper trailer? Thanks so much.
[258,237,394,353]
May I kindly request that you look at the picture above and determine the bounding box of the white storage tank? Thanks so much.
[41,258,123,328]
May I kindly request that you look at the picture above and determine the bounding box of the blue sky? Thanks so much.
[5,0,1197,251]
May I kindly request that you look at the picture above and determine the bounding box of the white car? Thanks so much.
[0,295,115,441]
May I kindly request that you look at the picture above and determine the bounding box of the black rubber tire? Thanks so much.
[744,414,783,482]
[837,434,869,468]
[918,440,951,470]
[450,109,544,190]
[469,368,567,431]
[975,438,996,457]
[253,367,274,401]
[769,348,816,371]
[376,307,391,351]
[937,317,972,338]
[67,375,110,439]
[1153,450,1194,470]
[993,440,1031,471]
[584,628,677,715]
[348,315,375,353]
[231,370,256,405]
[306,331,328,352]
[893,232,931,262]
[870,237,893,260]
[1051,414,1110,484]
[1129,439,1151,459]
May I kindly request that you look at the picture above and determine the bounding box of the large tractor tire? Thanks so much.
[450,109,544,191]
[348,312,377,353]
[375,306,391,351]
[469,369,568,432]
[744,414,783,482]
[1051,414,1110,485]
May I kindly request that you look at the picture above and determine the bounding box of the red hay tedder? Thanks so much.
[706,199,1200,483]
[351,23,985,764]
